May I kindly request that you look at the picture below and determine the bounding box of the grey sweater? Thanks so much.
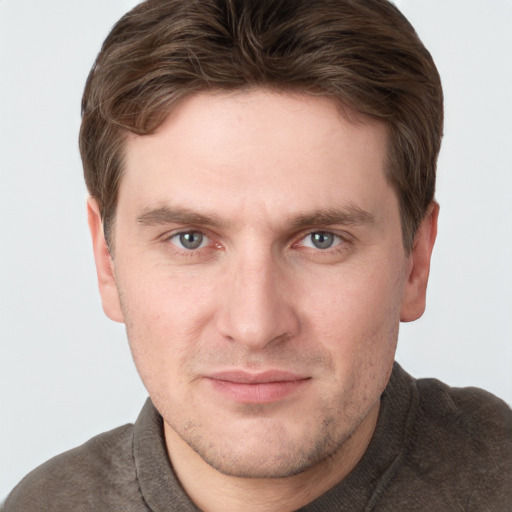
[4,364,512,511]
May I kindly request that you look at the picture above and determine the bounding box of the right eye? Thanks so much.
[169,231,209,250]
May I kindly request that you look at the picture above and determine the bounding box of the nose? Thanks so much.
[215,250,301,350]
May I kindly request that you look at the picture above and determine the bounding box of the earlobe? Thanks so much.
[400,202,439,322]
[87,197,125,323]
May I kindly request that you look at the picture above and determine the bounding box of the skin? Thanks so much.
[88,89,438,511]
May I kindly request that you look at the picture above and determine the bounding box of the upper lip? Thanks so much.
[206,370,309,384]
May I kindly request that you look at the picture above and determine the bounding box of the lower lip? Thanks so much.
[206,378,310,404]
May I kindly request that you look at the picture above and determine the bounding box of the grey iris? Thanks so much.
[311,232,335,249]
[180,232,204,249]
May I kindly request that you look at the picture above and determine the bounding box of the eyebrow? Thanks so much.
[136,204,374,230]
[290,206,375,229]
[136,205,227,228]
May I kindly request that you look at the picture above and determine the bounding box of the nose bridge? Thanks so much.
[216,244,299,349]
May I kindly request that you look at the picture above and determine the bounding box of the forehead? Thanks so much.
[119,89,393,225]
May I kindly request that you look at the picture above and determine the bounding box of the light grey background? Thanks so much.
[1,0,511,498]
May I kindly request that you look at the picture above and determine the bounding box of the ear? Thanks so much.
[87,197,124,323]
[400,202,439,322]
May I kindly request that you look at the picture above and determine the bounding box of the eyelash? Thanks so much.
[166,230,217,257]
[164,229,351,257]
[169,231,208,249]
[295,232,344,251]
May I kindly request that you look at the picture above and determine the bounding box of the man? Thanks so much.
[3,0,511,510]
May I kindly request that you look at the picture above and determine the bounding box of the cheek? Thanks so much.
[116,267,217,389]
[119,261,216,329]
[303,260,405,363]
[303,265,403,415]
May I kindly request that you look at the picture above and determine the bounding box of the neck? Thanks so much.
[164,401,380,512]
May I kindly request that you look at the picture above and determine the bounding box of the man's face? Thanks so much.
[90,89,433,479]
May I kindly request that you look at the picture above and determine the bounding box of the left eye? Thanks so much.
[169,231,208,250]
[301,232,342,250]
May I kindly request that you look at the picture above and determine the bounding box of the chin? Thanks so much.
[174,414,354,479]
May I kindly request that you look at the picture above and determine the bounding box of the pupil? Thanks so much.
[312,232,333,249]
[180,232,203,249]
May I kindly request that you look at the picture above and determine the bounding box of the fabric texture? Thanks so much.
[3,363,512,511]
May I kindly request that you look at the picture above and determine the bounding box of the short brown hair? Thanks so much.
[80,0,443,250]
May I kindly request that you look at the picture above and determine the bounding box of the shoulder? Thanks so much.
[2,423,147,512]
[401,376,512,508]
[415,376,512,447]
